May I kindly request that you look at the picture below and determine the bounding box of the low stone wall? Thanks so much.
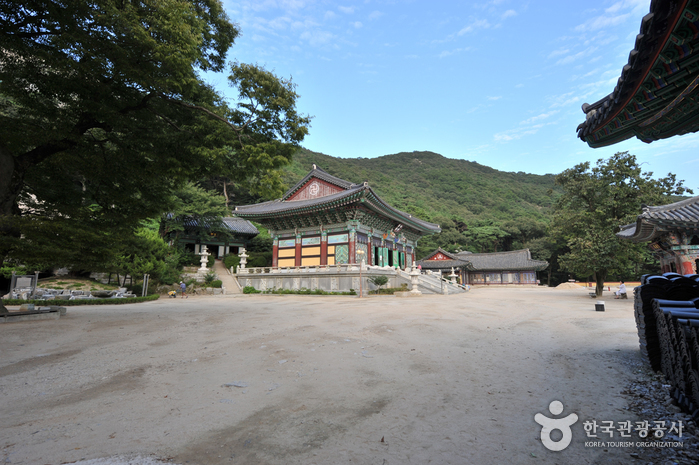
[236,265,402,295]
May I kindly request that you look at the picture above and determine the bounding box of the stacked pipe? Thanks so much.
[635,273,699,420]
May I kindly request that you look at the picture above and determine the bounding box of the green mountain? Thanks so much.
[282,149,560,258]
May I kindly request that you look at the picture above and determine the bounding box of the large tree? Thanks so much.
[0,0,310,311]
[552,152,691,296]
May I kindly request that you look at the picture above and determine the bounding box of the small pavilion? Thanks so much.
[234,165,441,269]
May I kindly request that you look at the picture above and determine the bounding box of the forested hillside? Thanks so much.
[282,149,561,260]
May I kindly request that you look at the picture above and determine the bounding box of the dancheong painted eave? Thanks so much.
[617,194,699,242]
[577,0,699,148]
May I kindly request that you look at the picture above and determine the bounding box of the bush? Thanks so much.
[369,275,389,289]
[243,286,260,294]
[203,271,217,284]
[129,282,157,296]
[3,294,160,306]
[262,287,356,296]
[223,253,241,269]
[210,279,222,288]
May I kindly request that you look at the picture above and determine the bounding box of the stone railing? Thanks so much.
[237,264,403,274]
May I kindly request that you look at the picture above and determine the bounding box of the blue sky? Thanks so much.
[210,0,699,192]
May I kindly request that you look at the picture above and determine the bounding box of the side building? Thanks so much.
[417,248,548,285]
[617,195,699,274]
[163,216,259,258]
[234,165,441,269]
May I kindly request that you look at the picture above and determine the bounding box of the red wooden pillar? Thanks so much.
[295,234,302,267]
[366,235,372,266]
[349,229,356,264]
[320,232,328,265]
[681,256,694,274]
[272,237,279,267]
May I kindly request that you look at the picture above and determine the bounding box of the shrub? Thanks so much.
[210,279,222,288]
[223,253,241,269]
[369,275,389,289]
[243,286,261,294]
[129,282,158,296]
[203,271,217,284]
[3,294,160,306]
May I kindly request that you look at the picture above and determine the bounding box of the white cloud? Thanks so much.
[520,110,560,125]
[300,29,335,47]
[457,19,491,35]
[352,21,363,29]
[438,47,473,58]
[555,46,598,65]
[338,6,354,14]
[488,96,502,101]
[324,10,337,20]
[368,11,383,21]
[501,9,517,19]
[548,48,569,59]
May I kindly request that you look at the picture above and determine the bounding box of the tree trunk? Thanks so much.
[595,271,606,297]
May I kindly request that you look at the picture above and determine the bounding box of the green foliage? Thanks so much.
[247,252,273,267]
[161,182,231,243]
[203,271,217,284]
[552,152,691,295]
[223,254,241,269]
[263,287,355,295]
[4,294,160,306]
[128,282,157,296]
[0,1,310,307]
[243,285,261,294]
[210,279,223,288]
[369,276,389,289]
[369,287,407,295]
[113,227,182,285]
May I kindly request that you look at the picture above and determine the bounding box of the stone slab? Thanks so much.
[0,310,61,323]
[394,292,423,298]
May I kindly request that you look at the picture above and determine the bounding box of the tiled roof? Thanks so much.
[455,249,549,271]
[235,167,441,234]
[282,164,357,200]
[617,195,699,242]
[235,185,365,215]
[577,1,699,147]
[417,258,474,270]
[169,214,259,236]
[222,217,260,235]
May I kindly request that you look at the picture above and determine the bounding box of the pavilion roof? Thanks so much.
[455,249,549,272]
[617,195,699,242]
[165,214,259,236]
[234,167,441,235]
[577,0,699,147]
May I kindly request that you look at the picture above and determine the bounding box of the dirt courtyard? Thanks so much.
[0,287,660,464]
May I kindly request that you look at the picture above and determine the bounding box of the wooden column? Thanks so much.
[295,234,302,267]
[272,237,279,267]
[349,229,356,264]
[320,232,328,265]
[367,234,372,266]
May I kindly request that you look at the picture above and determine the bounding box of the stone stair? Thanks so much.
[213,260,242,294]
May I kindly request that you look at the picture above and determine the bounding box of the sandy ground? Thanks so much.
[0,287,656,464]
